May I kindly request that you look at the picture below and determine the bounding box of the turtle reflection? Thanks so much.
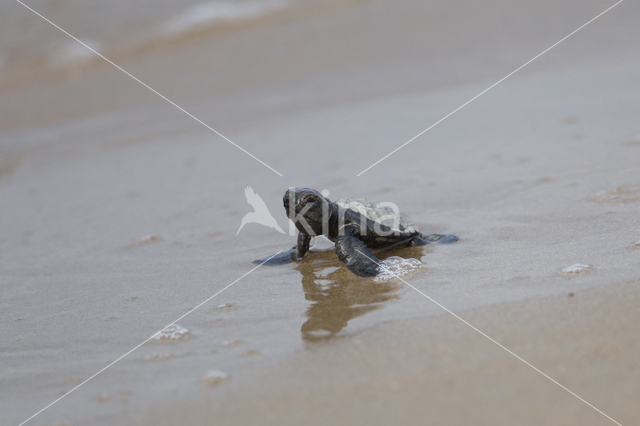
[297,246,426,342]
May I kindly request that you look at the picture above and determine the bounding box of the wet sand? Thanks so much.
[139,278,640,426]
[1,0,639,425]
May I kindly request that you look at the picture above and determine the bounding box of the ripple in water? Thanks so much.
[142,352,174,361]
[163,0,287,35]
[374,257,421,282]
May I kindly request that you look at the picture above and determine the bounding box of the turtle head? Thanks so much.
[283,188,332,235]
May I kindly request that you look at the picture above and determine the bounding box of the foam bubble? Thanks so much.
[151,324,189,341]
[560,264,593,276]
[374,256,421,282]
[590,187,640,203]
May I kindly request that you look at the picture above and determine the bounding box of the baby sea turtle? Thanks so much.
[256,188,458,277]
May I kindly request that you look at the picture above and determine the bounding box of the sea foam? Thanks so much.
[374,257,422,282]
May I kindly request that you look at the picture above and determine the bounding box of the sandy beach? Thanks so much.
[1,0,639,425]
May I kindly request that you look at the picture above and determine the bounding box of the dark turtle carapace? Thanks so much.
[256,188,458,277]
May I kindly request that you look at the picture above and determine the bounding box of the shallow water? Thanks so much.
[295,250,407,341]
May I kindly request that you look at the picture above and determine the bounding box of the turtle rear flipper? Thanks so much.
[335,225,380,277]
[412,233,459,246]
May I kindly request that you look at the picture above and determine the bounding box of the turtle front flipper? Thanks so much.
[296,232,311,260]
[412,233,459,246]
[253,246,297,265]
[253,233,312,265]
[335,225,380,277]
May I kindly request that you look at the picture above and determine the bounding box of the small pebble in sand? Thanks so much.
[629,241,640,249]
[202,370,229,386]
[561,264,593,276]
[215,303,237,310]
[139,234,161,244]
[62,377,83,385]
[151,324,189,341]
[127,234,162,247]
[93,392,112,403]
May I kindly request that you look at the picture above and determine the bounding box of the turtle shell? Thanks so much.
[335,197,420,237]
